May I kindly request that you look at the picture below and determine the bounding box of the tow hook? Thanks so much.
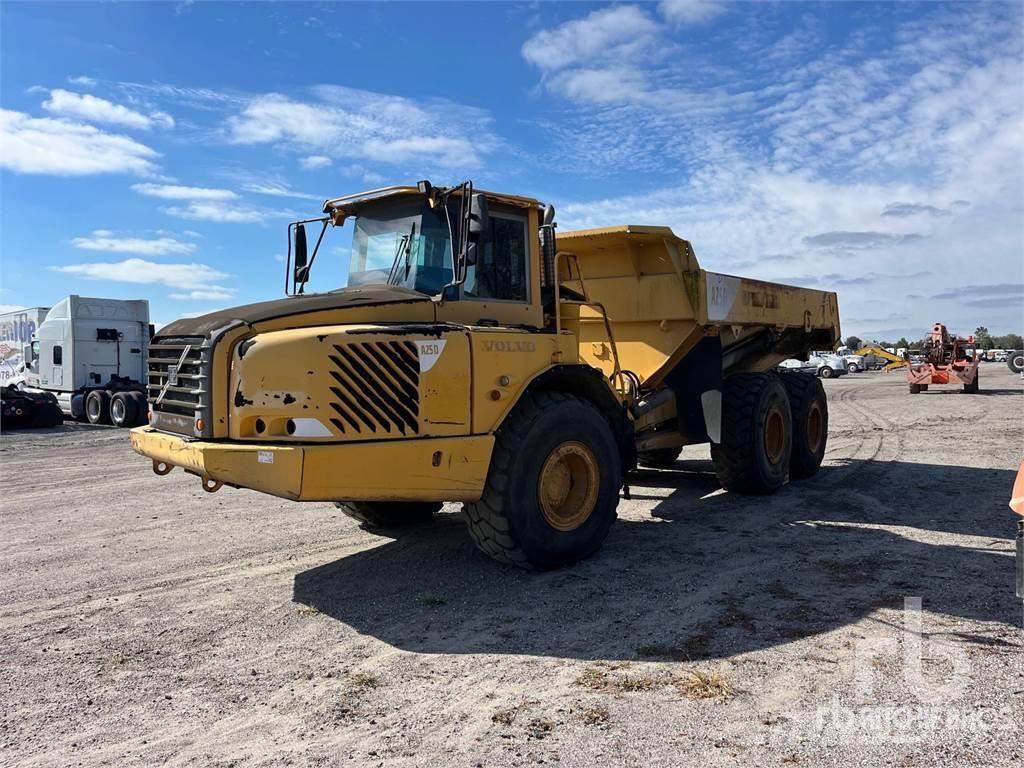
[202,476,223,493]
[152,460,173,476]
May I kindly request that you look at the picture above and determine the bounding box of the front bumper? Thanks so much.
[129,427,494,502]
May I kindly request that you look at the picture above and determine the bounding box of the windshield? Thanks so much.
[348,199,453,295]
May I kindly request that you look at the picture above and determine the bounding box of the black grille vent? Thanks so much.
[147,336,211,432]
[327,341,420,436]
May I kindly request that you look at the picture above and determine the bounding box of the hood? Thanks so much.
[158,285,431,338]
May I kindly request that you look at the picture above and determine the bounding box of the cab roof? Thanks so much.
[323,185,540,215]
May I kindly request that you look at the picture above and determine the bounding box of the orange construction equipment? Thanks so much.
[906,323,980,394]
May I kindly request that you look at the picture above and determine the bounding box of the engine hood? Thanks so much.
[158,285,432,338]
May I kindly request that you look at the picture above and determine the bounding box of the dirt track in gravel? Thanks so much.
[2,369,1022,767]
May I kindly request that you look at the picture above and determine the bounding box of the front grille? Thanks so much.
[327,341,420,436]
[147,335,212,435]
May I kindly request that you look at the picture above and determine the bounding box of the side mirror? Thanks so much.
[293,224,308,285]
[468,193,489,241]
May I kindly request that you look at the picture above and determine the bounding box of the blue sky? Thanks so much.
[1,0,1021,339]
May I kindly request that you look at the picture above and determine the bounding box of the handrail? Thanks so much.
[553,250,624,387]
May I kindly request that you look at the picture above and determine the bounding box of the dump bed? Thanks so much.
[556,226,840,387]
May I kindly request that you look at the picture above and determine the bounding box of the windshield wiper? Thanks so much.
[386,222,416,286]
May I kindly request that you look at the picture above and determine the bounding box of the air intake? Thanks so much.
[327,341,420,436]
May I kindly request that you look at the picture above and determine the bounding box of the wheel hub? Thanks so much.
[538,441,600,532]
[764,406,786,465]
[806,402,824,453]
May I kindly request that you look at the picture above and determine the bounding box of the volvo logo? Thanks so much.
[482,340,536,353]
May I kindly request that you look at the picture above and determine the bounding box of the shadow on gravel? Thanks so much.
[913,388,1021,397]
[293,459,1020,661]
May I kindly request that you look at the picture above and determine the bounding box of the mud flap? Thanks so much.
[701,389,722,444]
[664,335,723,444]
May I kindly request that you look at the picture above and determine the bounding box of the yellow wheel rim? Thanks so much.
[764,406,786,465]
[538,441,600,532]
[806,401,824,454]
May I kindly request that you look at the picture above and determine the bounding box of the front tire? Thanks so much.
[334,501,442,528]
[464,391,622,570]
[711,373,792,494]
[847,364,858,374]
[1008,352,1023,374]
[962,372,979,393]
[819,366,834,379]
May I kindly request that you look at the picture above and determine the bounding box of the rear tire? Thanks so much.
[464,391,622,570]
[1008,352,1023,374]
[637,446,683,468]
[819,366,834,379]
[128,391,148,426]
[962,372,979,393]
[109,391,137,428]
[711,373,792,494]
[780,372,828,479]
[85,389,111,424]
[334,501,442,528]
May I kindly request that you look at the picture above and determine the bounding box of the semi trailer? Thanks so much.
[130,181,840,569]
[21,295,152,427]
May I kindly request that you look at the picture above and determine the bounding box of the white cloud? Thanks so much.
[521,6,658,72]
[131,182,237,200]
[0,109,159,176]
[50,258,229,291]
[225,86,496,169]
[168,289,234,300]
[547,5,1024,337]
[300,155,332,170]
[658,0,726,25]
[71,234,196,256]
[240,181,320,201]
[162,200,295,224]
[42,89,174,130]
[68,75,97,88]
[361,136,477,168]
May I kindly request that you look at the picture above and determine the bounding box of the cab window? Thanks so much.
[463,215,528,302]
[53,345,62,365]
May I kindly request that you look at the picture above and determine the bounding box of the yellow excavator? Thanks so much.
[854,345,907,371]
[131,181,840,569]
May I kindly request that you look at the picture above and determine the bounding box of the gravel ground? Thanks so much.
[2,369,1022,767]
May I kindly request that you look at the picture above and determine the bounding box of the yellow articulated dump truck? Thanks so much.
[132,181,839,569]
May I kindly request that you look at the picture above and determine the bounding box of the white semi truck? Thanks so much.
[20,295,152,427]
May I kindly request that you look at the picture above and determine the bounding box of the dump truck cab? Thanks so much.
[132,180,840,570]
